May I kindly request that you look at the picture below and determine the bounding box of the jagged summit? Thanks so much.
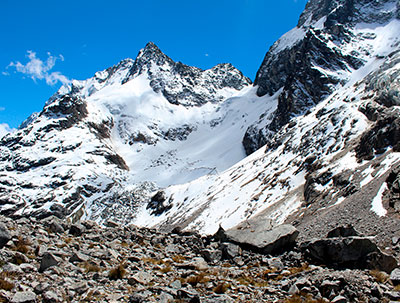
[122,41,251,106]
[298,0,399,28]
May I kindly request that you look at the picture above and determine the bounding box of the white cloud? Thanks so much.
[0,123,14,138]
[6,51,70,86]
[205,53,209,57]
[0,107,4,111]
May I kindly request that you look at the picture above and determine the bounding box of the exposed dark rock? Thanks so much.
[104,153,129,170]
[390,268,400,285]
[0,222,11,248]
[301,236,397,273]
[327,225,359,238]
[69,223,85,236]
[39,252,59,273]
[355,113,400,161]
[386,165,400,212]
[41,95,88,130]
[147,191,172,216]
[122,42,251,106]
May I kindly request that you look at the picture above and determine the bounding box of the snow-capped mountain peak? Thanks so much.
[1,0,400,246]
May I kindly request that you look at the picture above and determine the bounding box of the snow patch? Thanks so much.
[371,183,388,217]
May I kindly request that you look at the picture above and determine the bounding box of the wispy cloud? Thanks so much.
[0,107,5,111]
[0,123,14,138]
[5,51,70,86]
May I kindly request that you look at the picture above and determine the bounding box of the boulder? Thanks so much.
[216,221,298,255]
[301,236,397,273]
[0,223,11,248]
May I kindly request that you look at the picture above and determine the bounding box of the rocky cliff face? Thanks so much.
[244,0,400,155]
[123,42,251,106]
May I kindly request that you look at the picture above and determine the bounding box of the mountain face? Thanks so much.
[245,0,400,154]
[0,43,257,223]
[1,0,400,249]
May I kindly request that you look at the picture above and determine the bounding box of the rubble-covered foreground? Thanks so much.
[1,216,400,302]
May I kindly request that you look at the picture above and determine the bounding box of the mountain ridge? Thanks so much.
[0,0,400,250]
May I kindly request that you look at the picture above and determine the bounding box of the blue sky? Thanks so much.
[0,0,307,130]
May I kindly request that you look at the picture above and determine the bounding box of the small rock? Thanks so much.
[221,242,241,259]
[128,272,153,285]
[35,245,47,257]
[106,220,120,228]
[390,268,400,285]
[385,291,400,300]
[331,295,347,303]
[48,221,64,234]
[34,283,50,295]
[201,248,222,264]
[3,263,23,274]
[42,290,62,303]
[170,280,182,289]
[69,252,89,263]
[39,252,59,273]
[19,263,37,273]
[69,223,85,236]
[288,284,299,295]
[158,292,174,303]
[0,223,11,248]
[11,291,37,303]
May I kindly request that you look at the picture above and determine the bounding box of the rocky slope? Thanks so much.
[1,216,400,302]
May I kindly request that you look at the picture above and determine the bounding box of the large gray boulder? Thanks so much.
[215,220,299,255]
[0,222,11,248]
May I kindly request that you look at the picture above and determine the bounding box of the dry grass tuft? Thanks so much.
[213,282,230,294]
[108,263,126,280]
[370,270,389,284]
[237,274,268,287]
[0,272,14,291]
[185,272,210,286]
[275,263,310,280]
[80,261,101,273]
[171,255,186,263]
[142,257,165,265]
[13,236,30,254]
[159,265,173,273]
[284,292,327,303]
